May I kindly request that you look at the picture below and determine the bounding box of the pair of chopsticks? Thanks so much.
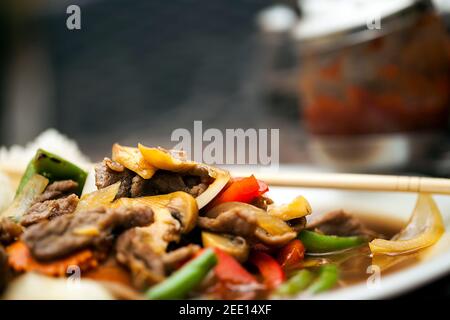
[231,171,450,195]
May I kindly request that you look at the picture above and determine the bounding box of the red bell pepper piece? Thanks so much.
[249,251,285,290]
[213,249,257,284]
[195,248,257,285]
[209,175,269,208]
[277,239,305,270]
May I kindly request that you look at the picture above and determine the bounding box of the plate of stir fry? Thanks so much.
[0,143,449,300]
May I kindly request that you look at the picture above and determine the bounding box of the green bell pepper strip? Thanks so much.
[298,230,366,253]
[16,149,87,196]
[146,249,218,300]
[275,269,314,296]
[307,264,339,294]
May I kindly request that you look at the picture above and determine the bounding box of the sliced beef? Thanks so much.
[130,175,146,198]
[306,210,382,240]
[95,158,134,198]
[0,218,23,245]
[251,196,274,211]
[183,166,213,197]
[104,158,125,172]
[34,180,79,203]
[115,228,165,289]
[0,245,8,293]
[288,216,307,233]
[95,158,213,199]
[116,228,200,289]
[198,210,257,238]
[144,170,211,198]
[201,202,297,247]
[21,179,80,227]
[162,244,200,272]
[254,228,297,247]
[23,205,154,261]
[21,194,79,227]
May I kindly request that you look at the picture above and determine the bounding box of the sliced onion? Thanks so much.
[1,174,49,221]
[80,166,97,195]
[268,196,312,221]
[195,166,230,209]
[369,193,445,256]
[75,182,120,213]
[112,144,156,179]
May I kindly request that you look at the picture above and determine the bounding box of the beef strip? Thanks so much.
[144,170,211,198]
[254,228,297,247]
[21,194,79,227]
[21,180,81,227]
[198,210,257,238]
[130,175,146,198]
[34,180,79,203]
[0,245,9,293]
[288,216,307,233]
[95,158,134,198]
[104,158,125,172]
[0,218,23,245]
[251,196,274,211]
[23,205,154,261]
[200,202,297,247]
[116,228,200,289]
[162,244,200,272]
[115,228,165,289]
[306,210,382,240]
[95,158,213,199]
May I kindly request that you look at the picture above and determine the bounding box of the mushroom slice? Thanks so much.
[202,232,249,262]
[204,202,297,247]
[114,191,198,234]
[112,192,199,254]
[165,191,198,233]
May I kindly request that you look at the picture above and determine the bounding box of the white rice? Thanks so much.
[0,128,91,172]
[0,171,14,212]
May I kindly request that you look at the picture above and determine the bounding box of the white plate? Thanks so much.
[268,186,450,300]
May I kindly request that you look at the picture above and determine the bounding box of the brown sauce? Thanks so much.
[314,214,419,289]
[357,213,405,238]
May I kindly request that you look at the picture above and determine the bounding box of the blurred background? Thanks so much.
[0,0,449,174]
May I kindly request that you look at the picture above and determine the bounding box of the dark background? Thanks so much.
[0,0,305,163]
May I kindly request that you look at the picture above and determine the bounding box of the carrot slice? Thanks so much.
[84,264,132,287]
[7,241,98,277]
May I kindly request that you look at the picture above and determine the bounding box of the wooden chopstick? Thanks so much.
[230,171,450,195]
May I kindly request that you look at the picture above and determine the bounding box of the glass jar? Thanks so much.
[293,0,450,171]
